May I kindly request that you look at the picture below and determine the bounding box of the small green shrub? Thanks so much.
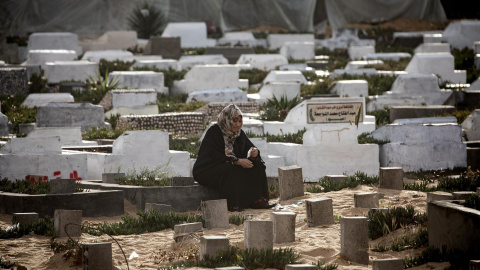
[314,260,338,270]
[98,59,135,78]
[363,58,410,71]
[116,163,175,187]
[72,70,119,104]
[5,106,36,134]
[169,134,202,158]
[29,70,48,93]
[368,107,391,127]
[368,205,427,240]
[260,95,302,121]
[105,113,122,130]
[0,94,28,115]
[0,216,54,239]
[229,214,246,226]
[444,109,474,124]
[371,227,428,252]
[357,132,389,145]
[0,178,50,194]
[436,170,480,192]
[269,182,280,199]
[451,47,479,84]
[403,245,472,269]
[128,2,166,39]
[300,79,333,97]
[156,93,207,113]
[81,127,126,140]
[239,68,270,85]
[306,172,378,193]
[464,194,480,210]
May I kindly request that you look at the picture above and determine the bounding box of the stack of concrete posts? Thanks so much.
[367,73,453,112]
[405,52,466,84]
[79,31,137,52]
[370,119,467,172]
[161,22,216,48]
[171,65,248,95]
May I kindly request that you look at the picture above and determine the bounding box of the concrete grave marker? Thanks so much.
[21,93,74,108]
[285,264,317,270]
[354,192,381,208]
[82,242,112,270]
[244,220,273,250]
[340,216,368,265]
[174,222,203,242]
[27,32,82,56]
[200,236,229,258]
[348,45,375,60]
[36,102,108,131]
[162,22,216,48]
[24,50,77,70]
[54,209,82,238]
[279,42,315,61]
[201,199,229,229]
[80,31,137,52]
[247,82,300,105]
[109,71,168,94]
[405,53,466,84]
[267,34,314,50]
[205,47,255,64]
[306,197,334,227]
[442,20,480,50]
[262,70,307,84]
[130,59,180,71]
[178,55,229,70]
[102,173,125,184]
[236,54,288,70]
[81,50,134,62]
[270,212,296,243]
[45,60,98,84]
[379,167,404,190]
[462,109,480,141]
[278,165,304,201]
[0,67,28,96]
[329,80,368,98]
[186,88,247,103]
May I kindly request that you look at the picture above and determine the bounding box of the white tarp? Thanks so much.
[2,0,446,36]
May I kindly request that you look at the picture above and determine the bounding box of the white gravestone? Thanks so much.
[279,42,315,61]
[130,59,180,71]
[442,20,480,50]
[108,71,167,94]
[267,34,314,50]
[262,70,307,84]
[81,50,134,62]
[22,93,74,108]
[27,32,82,56]
[80,31,137,52]
[186,88,247,103]
[162,22,216,48]
[236,54,288,70]
[217,32,261,47]
[329,80,368,97]
[414,43,450,54]
[24,50,77,70]
[462,110,480,141]
[348,46,375,60]
[405,53,466,84]
[45,61,98,84]
[178,55,228,70]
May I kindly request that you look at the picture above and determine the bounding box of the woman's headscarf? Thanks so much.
[217,104,243,156]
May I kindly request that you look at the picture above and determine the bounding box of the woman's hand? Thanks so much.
[236,158,253,169]
[249,147,258,158]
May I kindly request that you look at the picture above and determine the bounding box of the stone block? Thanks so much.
[12,212,39,226]
[306,197,334,227]
[462,110,480,141]
[345,60,383,70]
[202,199,229,229]
[27,32,82,56]
[21,93,74,108]
[111,89,157,108]
[236,54,288,70]
[372,258,403,270]
[0,112,8,136]
[262,70,307,84]
[54,209,82,238]
[348,45,375,60]
[81,50,134,62]
[171,177,195,186]
[25,49,77,70]
[354,192,380,208]
[279,41,315,61]
[427,192,454,202]
[217,32,259,47]
[50,178,76,194]
[325,175,347,184]
[379,167,404,190]
[205,47,255,64]
[162,22,216,48]
[278,165,304,201]
[270,212,296,243]
[442,20,480,50]
[109,71,167,94]
[174,222,203,242]
[267,34,314,50]
[285,264,317,270]
[244,220,273,250]
[145,203,172,213]
[405,53,466,84]
[452,191,475,200]
[392,32,423,48]
[329,80,368,98]
[144,36,181,59]
[340,216,368,265]
[36,102,107,131]
[186,88,248,103]
[200,236,229,258]
[414,43,450,54]
[0,67,28,96]
[102,173,126,184]
[82,242,112,270]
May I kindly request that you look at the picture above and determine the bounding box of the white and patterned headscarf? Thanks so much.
[217,104,243,156]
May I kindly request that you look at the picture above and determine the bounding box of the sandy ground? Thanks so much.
[0,184,451,270]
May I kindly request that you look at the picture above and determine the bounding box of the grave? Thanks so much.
[267,34,315,50]
[379,167,404,190]
[305,197,334,227]
[174,222,203,242]
[44,60,98,84]
[340,216,368,265]
[329,80,368,97]
[316,28,375,51]
[389,105,455,122]
[54,209,82,238]
[270,212,296,243]
[178,55,229,70]
[262,70,307,84]
[354,192,380,208]
[144,203,172,213]
[36,102,109,131]
[21,93,74,108]
[414,43,450,54]
[130,59,180,71]
[102,172,125,184]
[279,42,315,61]
[244,220,273,250]
[144,36,181,59]
[405,53,467,84]
[364,52,411,61]
[81,50,134,62]
[26,127,95,146]
[27,32,82,56]
[236,54,288,70]
[171,65,248,95]
[462,110,480,141]
[205,47,255,64]
[161,22,216,48]
[285,265,317,270]
[50,178,76,194]
[187,88,247,103]
[372,258,403,270]
[105,89,159,117]
[247,82,300,105]
[217,32,261,47]
[23,49,77,70]
[370,122,467,172]
[12,212,39,226]
[278,165,304,200]
[428,200,480,257]
[442,20,480,50]
[201,199,229,229]
[367,73,453,112]
[108,71,168,94]
[81,242,112,270]
[80,31,137,52]
[344,60,383,70]
[0,67,28,95]
[200,236,229,258]
[348,45,375,60]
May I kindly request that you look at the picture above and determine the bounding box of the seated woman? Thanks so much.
[193,104,272,211]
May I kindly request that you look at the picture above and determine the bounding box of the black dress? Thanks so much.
[193,124,269,209]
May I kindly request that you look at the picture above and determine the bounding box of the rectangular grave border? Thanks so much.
[0,190,124,217]
[78,181,218,212]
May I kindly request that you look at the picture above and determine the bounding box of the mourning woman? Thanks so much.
[193,104,271,211]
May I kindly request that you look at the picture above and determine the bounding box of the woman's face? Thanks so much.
[231,112,242,133]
